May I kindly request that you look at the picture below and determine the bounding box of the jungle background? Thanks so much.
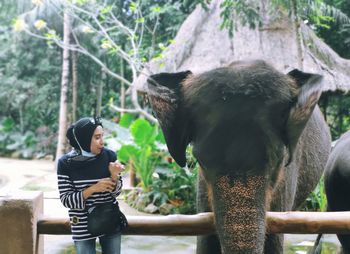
[0,0,350,216]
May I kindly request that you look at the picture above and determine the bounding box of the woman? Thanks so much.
[57,117,125,254]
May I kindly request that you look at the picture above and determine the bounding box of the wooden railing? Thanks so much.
[6,192,350,254]
[37,211,350,235]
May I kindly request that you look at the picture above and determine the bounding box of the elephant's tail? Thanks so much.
[308,234,323,254]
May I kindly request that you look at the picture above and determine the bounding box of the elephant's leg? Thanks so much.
[337,235,350,254]
[264,234,284,254]
[197,235,221,254]
[196,169,221,254]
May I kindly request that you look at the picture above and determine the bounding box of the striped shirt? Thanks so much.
[57,148,123,241]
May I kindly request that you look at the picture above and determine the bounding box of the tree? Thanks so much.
[19,0,211,117]
[0,0,204,159]
[55,10,71,160]
[71,50,78,122]
[0,1,62,158]
[6,0,203,158]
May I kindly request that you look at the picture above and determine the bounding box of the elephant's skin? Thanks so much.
[146,60,331,254]
[324,131,350,254]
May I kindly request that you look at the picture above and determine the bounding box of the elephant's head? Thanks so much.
[147,60,324,253]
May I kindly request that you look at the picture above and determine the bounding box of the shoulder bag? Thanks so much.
[87,202,128,236]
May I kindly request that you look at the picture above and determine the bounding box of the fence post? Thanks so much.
[0,191,43,254]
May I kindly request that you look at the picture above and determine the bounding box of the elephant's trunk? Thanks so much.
[211,175,267,254]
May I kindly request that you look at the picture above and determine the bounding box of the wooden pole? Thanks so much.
[267,211,350,234]
[37,212,350,236]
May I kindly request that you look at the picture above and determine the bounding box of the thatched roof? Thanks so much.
[134,0,350,93]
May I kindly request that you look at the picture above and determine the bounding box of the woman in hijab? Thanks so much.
[57,117,125,254]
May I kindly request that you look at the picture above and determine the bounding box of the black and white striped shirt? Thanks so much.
[57,148,122,241]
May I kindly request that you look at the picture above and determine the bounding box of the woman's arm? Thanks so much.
[82,178,116,199]
[57,173,85,210]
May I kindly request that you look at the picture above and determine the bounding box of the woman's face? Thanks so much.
[90,125,104,155]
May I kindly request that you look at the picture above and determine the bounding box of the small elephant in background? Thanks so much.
[146,60,331,254]
[324,131,350,254]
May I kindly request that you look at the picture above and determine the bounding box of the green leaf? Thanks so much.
[151,6,162,13]
[45,29,61,41]
[136,17,145,23]
[129,2,138,13]
[130,119,156,146]
[119,113,135,128]
[155,126,166,144]
[101,5,113,14]
[1,118,15,132]
[118,144,139,164]
[158,43,167,51]
[137,145,156,187]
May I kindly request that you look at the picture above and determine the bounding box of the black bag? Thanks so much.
[87,202,128,236]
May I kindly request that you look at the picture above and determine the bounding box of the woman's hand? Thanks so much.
[83,178,116,199]
[108,160,125,182]
[93,178,116,192]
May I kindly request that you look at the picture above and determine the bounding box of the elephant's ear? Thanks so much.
[147,71,193,167]
[285,69,324,165]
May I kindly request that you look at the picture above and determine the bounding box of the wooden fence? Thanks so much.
[2,192,350,254]
[38,211,350,236]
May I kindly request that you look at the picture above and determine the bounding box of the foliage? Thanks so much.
[220,0,261,37]
[0,1,62,158]
[117,117,164,190]
[301,176,327,211]
[219,0,350,39]
[270,0,350,28]
[316,0,350,59]
[0,1,200,158]
[150,163,198,214]
[319,91,350,140]
[125,157,198,215]
[115,115,197,214]
[0,117,56,158]
[15,0,206,123]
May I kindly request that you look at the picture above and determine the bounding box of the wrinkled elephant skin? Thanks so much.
[147,60,331,254]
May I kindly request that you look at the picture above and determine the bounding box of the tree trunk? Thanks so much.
[96,69,104,117]
[120,55,126,116]
[72,51,78,123]
[55,11,71,162]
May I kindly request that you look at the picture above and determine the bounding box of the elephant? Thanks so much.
[146,60,331,254]
[324,130,350,254]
